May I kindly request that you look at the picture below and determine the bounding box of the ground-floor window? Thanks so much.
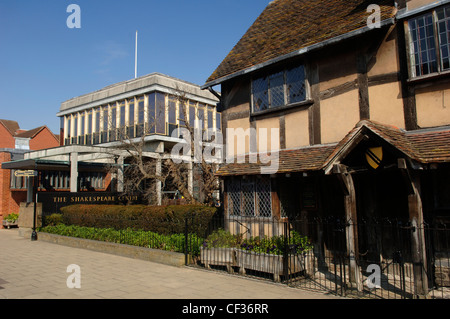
[36,171,106,191]
[10,170,29,190]
[226,176,272,217]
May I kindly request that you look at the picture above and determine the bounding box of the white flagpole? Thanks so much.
[135,30,138,79]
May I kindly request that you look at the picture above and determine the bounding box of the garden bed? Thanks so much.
[2,220,18,229]
[2,213,19,229]
[200,247,237,272]
[237,250,308,282]
[200,229,314,281]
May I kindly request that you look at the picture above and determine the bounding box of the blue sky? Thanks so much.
[0,0,270,134]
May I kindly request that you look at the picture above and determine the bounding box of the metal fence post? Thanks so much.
[185,216,189,266]
[283,222,289,282]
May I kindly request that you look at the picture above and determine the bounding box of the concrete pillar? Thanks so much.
[156,157,162,205]
[70,152,78,193]
[27,176,34,202]
[117,156,124,193]
[188,160,193,196]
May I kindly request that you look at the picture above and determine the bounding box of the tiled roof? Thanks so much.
[406,129,450,163]
[324,120,421,168]
[206,0,396,84]
[349,121,450,164]
[0,119,20,136]
[217,120,450,176]
[216,145,336,176]
[15,126,46,139]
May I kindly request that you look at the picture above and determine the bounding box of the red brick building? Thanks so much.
[0,119,59,228]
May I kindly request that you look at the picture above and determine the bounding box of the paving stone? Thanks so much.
[0,229,341,300]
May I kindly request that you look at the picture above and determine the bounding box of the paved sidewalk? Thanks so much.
[0,229,341,300]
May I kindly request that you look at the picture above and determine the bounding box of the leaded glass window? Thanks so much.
[408,5,450,77]
[226,177,272,217]
[252,65,307,113]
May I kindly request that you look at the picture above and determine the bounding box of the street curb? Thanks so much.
[37,231,186,267]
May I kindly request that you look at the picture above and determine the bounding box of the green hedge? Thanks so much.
[59,204,217,236]
[40,224,204,255]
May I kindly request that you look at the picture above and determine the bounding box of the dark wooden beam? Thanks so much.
[357,54,370,120]
[398,21,419,130]
[368,72,401,86]
[398,158,429,297]
[333,164,363,291]
[309,63,322,145]
[279,115,286,150]
[320,80,358,100]
[271,177,281,220]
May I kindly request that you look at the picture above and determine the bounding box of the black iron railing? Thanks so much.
[40,213,450,299]
[187,216,450,299]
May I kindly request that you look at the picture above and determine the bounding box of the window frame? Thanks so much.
[127,98,136,138]
[65,115,71,145]
[86,110,93,145]
[250,64,310,116]
[101,106,109,143]
[226,177,272,218]
[406,5,450,79]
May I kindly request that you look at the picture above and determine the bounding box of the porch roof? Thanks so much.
[216,120,450,177]
[406,128,450,163]
[216,144,337,177]
[323,120,450,173]
[1,158,109,172]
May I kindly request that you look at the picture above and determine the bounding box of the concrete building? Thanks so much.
[0,119,59,228]
[58,72,221,148]
[2,73,220,215]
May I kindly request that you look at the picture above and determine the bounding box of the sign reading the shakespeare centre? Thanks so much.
[38,192,144,216]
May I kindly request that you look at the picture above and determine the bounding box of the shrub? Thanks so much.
[202,229,242,248]
[40,224,204,255]
[5,213,19,222]
[59,204,217,235]
[45,214,64,226]
[202,229,313,256]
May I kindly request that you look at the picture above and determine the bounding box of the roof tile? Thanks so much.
[216,120,450,176]
[207,0,396,84]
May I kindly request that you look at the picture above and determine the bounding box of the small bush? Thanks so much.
[59,204,217,235]
[202,229,313,256]
[45,214,64,226]
[202,229,242,248]
[5,213,19,222]
[40,224,204,255]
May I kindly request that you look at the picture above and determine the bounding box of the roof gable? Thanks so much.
[15,126,46,139]
[324,120,450,173]
[206,0,396,85]
[0,119,20,136]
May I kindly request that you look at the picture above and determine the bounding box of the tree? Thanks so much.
[166,85,221,206]
[106,86,221,206]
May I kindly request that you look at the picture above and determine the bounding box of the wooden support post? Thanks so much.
[333,164,363,292]
[398,158,428,297]
[271,177,281,236]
